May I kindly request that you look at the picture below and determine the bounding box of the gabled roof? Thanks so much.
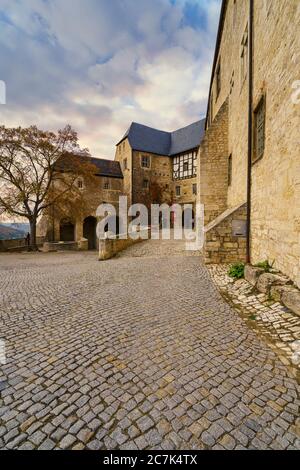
[117,119,206,156]
[170,120,206,156]
[55,155,123,179]
[91,158,123,178]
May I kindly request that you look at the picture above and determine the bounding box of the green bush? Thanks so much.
[228,262,245,279]
[254,259,275,272]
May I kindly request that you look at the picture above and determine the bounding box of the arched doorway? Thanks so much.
[83,216,97,250]
[60,219,75,242]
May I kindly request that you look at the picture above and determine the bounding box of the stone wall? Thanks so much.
[115,138,133,206]
[204,203,247,264]
[0,237,45,252]
[172,176,197,210]
[250,0,300,288]
[198,99,229,226]
[131,150,173,209]
[99,228,150,260]
[205,0,300,286]
[38,174,123,245]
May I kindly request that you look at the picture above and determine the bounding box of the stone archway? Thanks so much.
[60,219,75,242]
[83,216,97,250]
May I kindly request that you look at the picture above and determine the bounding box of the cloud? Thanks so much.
[0,0,221,157]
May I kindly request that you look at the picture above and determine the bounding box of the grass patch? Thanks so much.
[228,262,245,279]
[254,259,275,273]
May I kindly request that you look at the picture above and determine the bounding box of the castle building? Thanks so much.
[38,120,205,247]
[115,120,205,217]
[39,158,123,250]
[197,0,300,287]
[38,0,299,289]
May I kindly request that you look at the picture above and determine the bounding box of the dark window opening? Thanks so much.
[228,154,232,186]
[216,61,221,98]
[253,97,265,162]
[141,155,150,168]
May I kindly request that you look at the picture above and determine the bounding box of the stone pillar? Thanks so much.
[99,239,113,260]
[75,219,83,242]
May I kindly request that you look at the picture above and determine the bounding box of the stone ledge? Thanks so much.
[244,265,265,286]
[281,288,300,317]
[244,264,300,318]
[208,264,300,369]
[256,272,291,294]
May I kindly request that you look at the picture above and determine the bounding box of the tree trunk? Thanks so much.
[29,218,38,251]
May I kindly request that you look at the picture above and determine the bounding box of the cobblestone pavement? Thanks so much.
[209,265,300,369]
[0,238,299,450]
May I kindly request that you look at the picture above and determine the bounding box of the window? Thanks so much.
[209,92,214,125]
[240,25,248,86]
[233,0,237,29]
[123,158,127,170]
[176,186,181,197]
[141,155,150,168]
[77,178,83,190]
[143,178,149,189]
[104,180,110,190]
[228,154,232,186]
[216,61,221,98]
[122,142,125,151]
[192,183,197,195]
[230,71,234,95]
[253,97,265,162]
[119,145,121,154]
[173,151,197,180]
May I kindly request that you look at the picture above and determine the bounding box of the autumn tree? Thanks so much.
[0,125,97,250]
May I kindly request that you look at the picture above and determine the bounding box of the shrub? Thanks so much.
[228,262,245,279]
[254,259,275,273]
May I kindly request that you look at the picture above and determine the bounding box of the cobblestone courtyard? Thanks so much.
[0,238,299,450]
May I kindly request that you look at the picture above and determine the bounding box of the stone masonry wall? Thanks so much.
[204,203,247,264]
[206,0,300,286]
[250,0,300,288]
[115,137,133,206]
[132,150,173,209]
[198,99,229,226]
[38,174,123,243]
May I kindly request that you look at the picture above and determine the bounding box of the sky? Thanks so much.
[0,0,221,159]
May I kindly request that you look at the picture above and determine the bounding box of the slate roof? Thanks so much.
[55,155,123,179]
[91,158,123,178]
[117,119,205,156]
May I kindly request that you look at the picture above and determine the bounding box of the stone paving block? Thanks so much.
[0,246,299,450]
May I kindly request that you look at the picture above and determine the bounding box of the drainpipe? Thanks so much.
[246,0,254,264]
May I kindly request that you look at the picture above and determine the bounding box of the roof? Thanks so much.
[90,158,123,178]
[55,154,123,179]
[117,119,206,156]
